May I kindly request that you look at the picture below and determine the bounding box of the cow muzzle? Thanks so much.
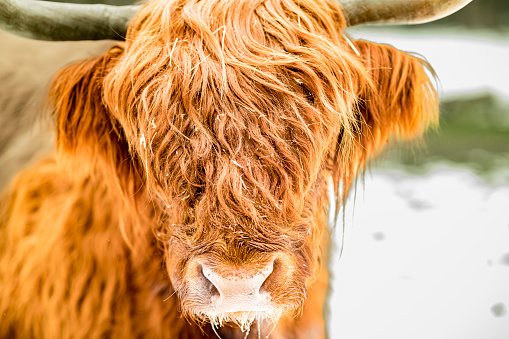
[199,260,274,314]
[180,253,298,329]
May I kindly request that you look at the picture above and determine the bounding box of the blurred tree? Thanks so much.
[410,0,509,29]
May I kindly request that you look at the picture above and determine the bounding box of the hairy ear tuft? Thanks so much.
[354,40,439,157]
[329,40,439,204]
[47,46,133,177]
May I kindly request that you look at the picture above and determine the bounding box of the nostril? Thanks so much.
[198,264,220,297]
[259,258,278,294]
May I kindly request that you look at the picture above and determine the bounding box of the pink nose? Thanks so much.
[199,261,275,313]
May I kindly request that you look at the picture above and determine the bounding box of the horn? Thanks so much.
[341,0,473,26]
[0,0,141,41]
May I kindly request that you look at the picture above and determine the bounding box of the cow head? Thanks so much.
[0,0,471,331]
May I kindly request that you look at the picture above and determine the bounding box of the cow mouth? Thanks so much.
[208,291,272,313]
[197,309,282,333]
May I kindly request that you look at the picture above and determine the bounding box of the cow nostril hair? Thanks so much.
[198,264,220,297]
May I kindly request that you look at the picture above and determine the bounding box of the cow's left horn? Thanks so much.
[341,0,473,26]
[0,0,141,41]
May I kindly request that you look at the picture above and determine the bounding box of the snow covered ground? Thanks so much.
[328,168,509,339]
[326,30,509,338]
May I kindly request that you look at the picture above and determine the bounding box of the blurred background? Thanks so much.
[0,0,507,338]
[350,0,509,184]
[332,2,509,338]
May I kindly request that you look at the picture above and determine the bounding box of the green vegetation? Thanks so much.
[380,93,509,183]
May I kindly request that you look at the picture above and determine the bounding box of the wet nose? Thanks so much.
[199,261,275,313]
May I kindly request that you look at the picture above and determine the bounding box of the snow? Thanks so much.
[328,168,509,339]
[324,29,509,338]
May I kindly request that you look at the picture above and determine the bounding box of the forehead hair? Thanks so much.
[102,0,368,234]
[48,0,435,251]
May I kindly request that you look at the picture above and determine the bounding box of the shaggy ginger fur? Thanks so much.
[0,0,437,337]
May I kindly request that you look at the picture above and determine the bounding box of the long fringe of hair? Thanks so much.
[49,0,437,312]
[1,0,438,335]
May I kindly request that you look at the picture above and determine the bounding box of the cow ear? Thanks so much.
[47,46,140,181]
[328,40,438,202]
[353,40,439,159]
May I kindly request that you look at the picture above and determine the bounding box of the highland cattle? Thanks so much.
[0,0,471,337]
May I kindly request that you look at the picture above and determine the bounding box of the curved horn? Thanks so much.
[0,0,141,41]
[341,0,473,26]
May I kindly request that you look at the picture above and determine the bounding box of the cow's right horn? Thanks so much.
[341,0,473,26]
[0,0,141,41]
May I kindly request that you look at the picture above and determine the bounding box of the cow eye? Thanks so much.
[185,227,197,237]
